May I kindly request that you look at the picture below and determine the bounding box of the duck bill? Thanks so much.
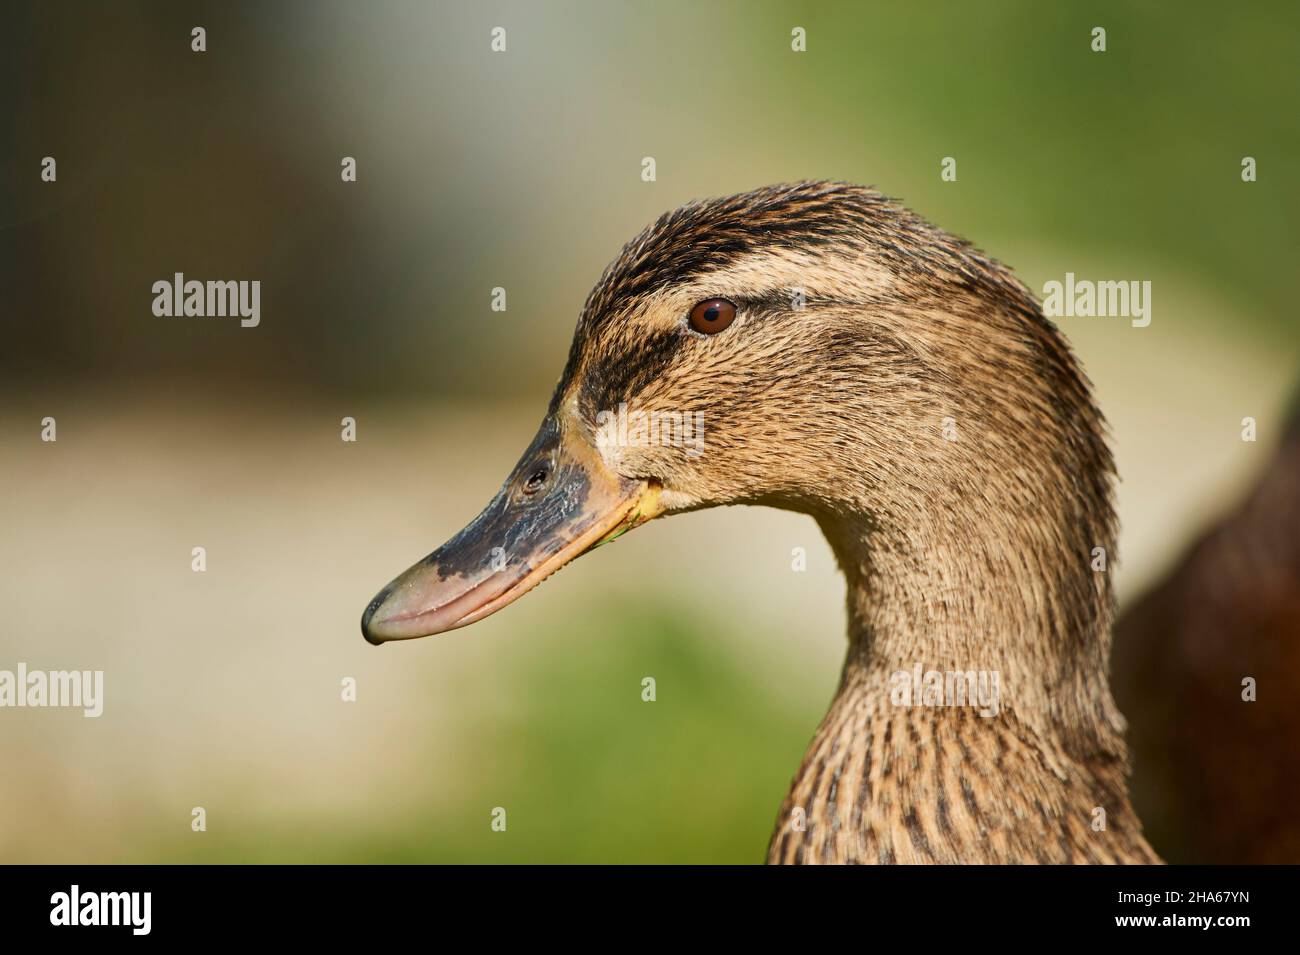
[361,419,662,645]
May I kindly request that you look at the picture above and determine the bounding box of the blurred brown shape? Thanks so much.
[1115,401,1300,863]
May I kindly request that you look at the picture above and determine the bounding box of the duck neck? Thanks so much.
[766,512,1156,863]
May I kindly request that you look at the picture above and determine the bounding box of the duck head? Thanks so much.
[361,180,1113,664]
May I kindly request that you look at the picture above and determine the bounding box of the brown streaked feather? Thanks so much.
[548,181,1157,864]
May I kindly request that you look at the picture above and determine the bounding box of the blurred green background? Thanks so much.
[1,1,1296,862]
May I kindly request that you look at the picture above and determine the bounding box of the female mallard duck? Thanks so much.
[1114,401,1300,863]
[362,181,1160,865]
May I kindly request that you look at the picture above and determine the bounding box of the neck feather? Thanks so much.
[765,489,1156,863]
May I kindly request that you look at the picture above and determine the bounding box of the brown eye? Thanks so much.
[688,298,737,335]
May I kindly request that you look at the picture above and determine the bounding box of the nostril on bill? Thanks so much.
[522,467,549,495]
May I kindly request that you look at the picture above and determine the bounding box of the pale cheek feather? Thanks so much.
[656,487,699,513]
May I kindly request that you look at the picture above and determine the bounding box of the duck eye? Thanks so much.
[688,298,737,335]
